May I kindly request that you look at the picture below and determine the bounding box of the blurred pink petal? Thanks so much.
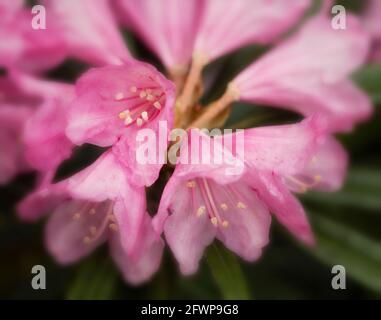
[116,0,204,71]
[44,0,131,66]
[296,136,348,192]
[67,150,147,256]
[239,116,324,176]
[0,1,66,72]
[233,15,371,132]
[11,73,76,172]
[66,62,174,147]
[194,0,311,63]
[110,213,163,285]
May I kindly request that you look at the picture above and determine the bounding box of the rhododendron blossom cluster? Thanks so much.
[0,0,374,284]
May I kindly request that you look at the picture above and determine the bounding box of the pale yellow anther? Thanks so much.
[139,91,147,98]
[186,180,196,188]
[108,214,116,222]
[83,236,91,244]
[237,201,246,209]
[153,101,162,110]
[73,213,81,220]
[196,206,205,217]
[119,111,126,119]
[89,226,97,235]
[146,94,154,101]
[222,220,229,228]
[136,118,143,126]
[114,92,124,101]
[109,223,118,231]
[124,116,133,125]
[141,111,149,121]
[220,203,228,210]
[210,217,218,226]
[89,208,96,215]
[130,86,137,93]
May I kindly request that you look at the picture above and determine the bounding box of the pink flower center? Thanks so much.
[186,178,251,228]
[71,200,118,245]
[115,85,165,128]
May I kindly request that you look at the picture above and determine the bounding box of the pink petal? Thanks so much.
[0,4,66,72]
[174,129,245,185]
[67,151,147,255]
[194,0,311,62]
[45,199,109,264]
[211,180,271,261]
[240,117,324,176]
[110,213,163,285]
[162,179,216,275]
[24,97,74,172]
[233,15,371,132]
[66,63,174,147]
[251,171,315,246]
[299,136,348,192]
[43,0,130,66]
[17,179,68,222]
[112,130,164,187]
[115,0,204,70]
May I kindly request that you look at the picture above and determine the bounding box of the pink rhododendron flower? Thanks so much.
[2,0,372,286]
[0,0,66,72]
[228,15,372,133]
[18,151,163,284]
[43,0,131,66]
[154,118,347,274]
[66,62,175,186]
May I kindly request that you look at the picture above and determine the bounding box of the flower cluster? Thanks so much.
[0,0,375,284]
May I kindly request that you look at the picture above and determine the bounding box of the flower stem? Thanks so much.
[187,83,239,129]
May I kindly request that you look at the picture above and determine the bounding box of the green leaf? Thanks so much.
[302,168,381,212]
[353,63,381,104]
[308,214,381,294]
[66,255,118,300]
[206,244,250,299]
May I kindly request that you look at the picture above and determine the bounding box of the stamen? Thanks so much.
[187,180,196,188]
[221,220,229,228]
[119,111,126,119]
[136,118,143,126]
[197,206,206,217]
[153,101,162,110]
[141,111,149,121]
[139,91,147,98]
[124,116,133,125]
[109,223,118,232]
[237,201,246,209]
[146,94,154,101]
[210,217,218,226]
[83,236,91,244]
[73,213,81,220]
[220,203,228,210]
